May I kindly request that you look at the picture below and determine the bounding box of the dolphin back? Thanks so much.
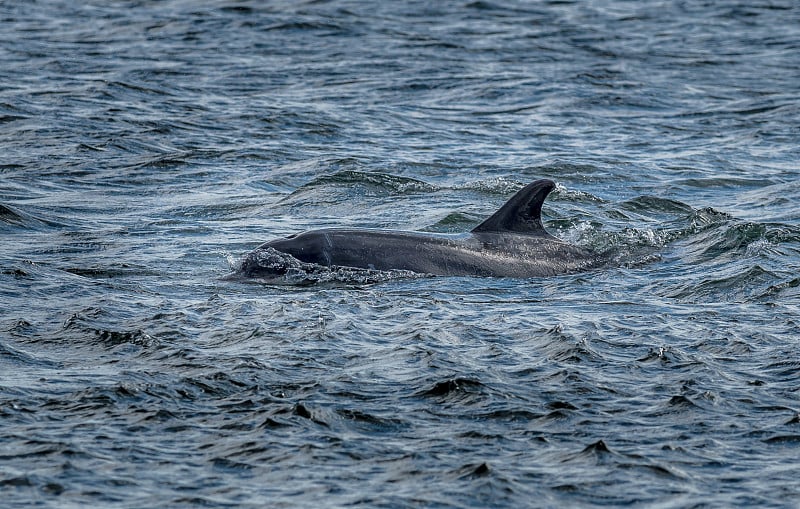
[471,179,555,236]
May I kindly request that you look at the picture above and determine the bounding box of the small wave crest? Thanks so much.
[289,170,438,197]
[453,176,523,195]
[0,203,68,230]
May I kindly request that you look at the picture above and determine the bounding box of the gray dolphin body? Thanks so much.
[238,179,602,278]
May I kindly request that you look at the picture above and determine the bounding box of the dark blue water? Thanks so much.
[2,1,800,507]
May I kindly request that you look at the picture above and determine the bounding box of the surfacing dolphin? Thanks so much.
[237,179,602,279]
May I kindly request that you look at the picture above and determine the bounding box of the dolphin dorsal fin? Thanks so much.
[471,179,555,235]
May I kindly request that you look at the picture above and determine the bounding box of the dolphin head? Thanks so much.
[262,231,332,266]
[232,234,329,282]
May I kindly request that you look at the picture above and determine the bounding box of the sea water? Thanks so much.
[1,1,799,507]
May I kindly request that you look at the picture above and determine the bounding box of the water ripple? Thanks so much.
[2,0,800,507]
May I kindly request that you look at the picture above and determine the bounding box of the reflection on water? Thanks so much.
[1,0,799,507]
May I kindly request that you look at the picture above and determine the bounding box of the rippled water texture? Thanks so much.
[2,1,800,507]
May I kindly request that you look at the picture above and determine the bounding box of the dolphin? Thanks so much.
[236,179,602,279]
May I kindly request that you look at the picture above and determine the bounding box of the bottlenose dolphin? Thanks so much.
[237,179,602,279]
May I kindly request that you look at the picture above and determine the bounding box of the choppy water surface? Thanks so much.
[2,1,800,507]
